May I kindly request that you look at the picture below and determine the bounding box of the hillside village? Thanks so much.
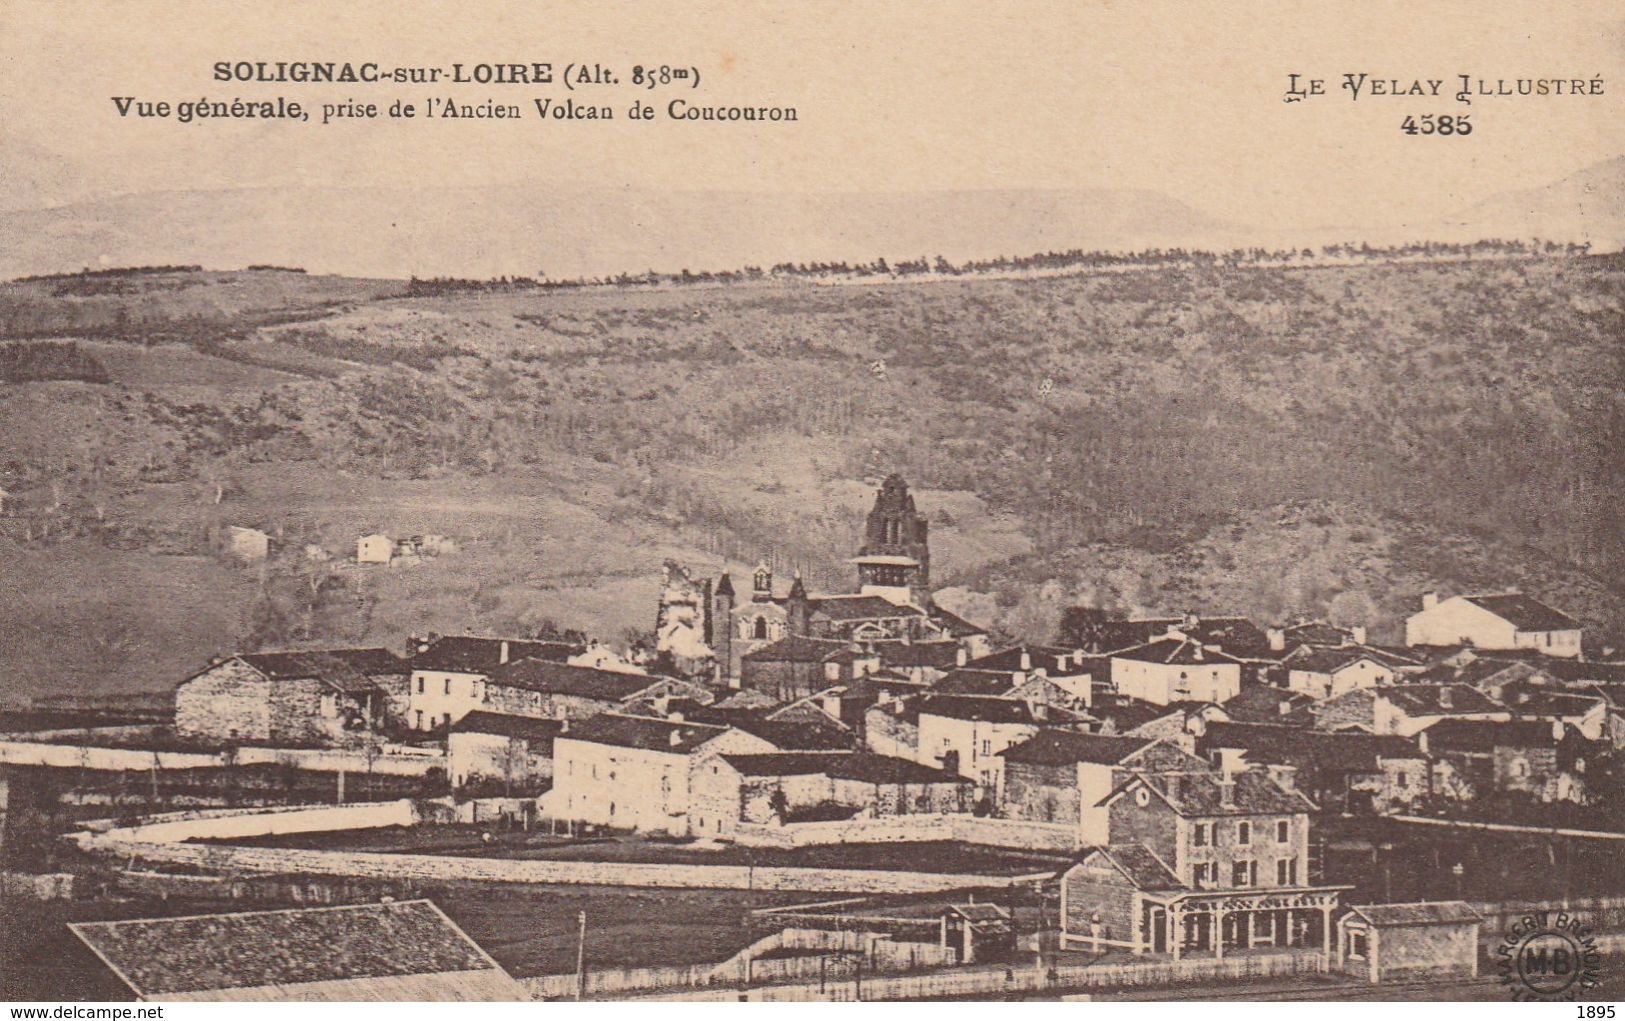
[4,474,1623,997]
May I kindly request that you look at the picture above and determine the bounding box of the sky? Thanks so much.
[2,0,1622,232]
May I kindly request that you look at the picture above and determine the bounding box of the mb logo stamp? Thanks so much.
[1495,913,1603,1001]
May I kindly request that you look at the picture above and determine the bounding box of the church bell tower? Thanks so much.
[851,474,930,606]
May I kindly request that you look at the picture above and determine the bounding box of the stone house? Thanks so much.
[1308,684,1508,736]
[1405,591,1583,659]
[175,649,409,745]
[405,635,581,731]
[446,711,564,790]
[356,532,394,564]
[1060,766,1344,960]
[223,525,270,563]
[998,730,1208,841]
[1285,647,1399,700]
[915,694,1052,801]
[740,635,878,703]
[1195,721,1430,814]
[1111,638,1243,706]
[1417,718,1595,802]
[549,714,778,835]
[688,751,971,838]
[1336,902,1482,983]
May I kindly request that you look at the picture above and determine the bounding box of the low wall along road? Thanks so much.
[70,802,1045,894]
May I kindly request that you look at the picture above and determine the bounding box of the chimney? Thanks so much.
[1267,628,1286,653]
[1351,625,1367,646]
[1020,650,1033,671]
[669,728,684,748]
[499,640,511,665]
[1166,774,1180,800]
[1438,688,1453,710]
[559,718,569,733]
[1193,644,1205,662]
[956,647,968,667]
[1267,763,1297,792]
[1218,774,1236,808]
[1185,611,1200,628]
[1033,702,1049,722]
[1416,730,1428,756]
[667,710,685,723]
[1422,592,1439,611]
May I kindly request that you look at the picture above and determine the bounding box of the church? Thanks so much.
[705,474,988,686]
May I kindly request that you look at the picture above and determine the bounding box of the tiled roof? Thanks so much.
[1463,594,1580,632]
[935,669,1022,697]
[1421,718,1558,753]
[1287,647,1393,675]
[1504,689,1606,717]
[411,636,581,674]
[999,729,1153,766]
[486,659,654,701]
[1107,769,1316,816]
[449,711,566,745]
[688,706,855,750]
[963,646,1089,674]
[1077,843,1184,891]
[1280,621,1356,647]
[1200,722,1422,771]
[918,694,1042,725]
[1112,637,1242,667]
[68,901,512,999]
[719,751,966,785]
[558,713,732,754]
[740,635,852,663]
[927,604,989,637]
[811,595,925,622]
[1220,686,1317,723]
[1380,684,1502,716]
[873,640,963,669]
[234,652,388,695]
[1346,902,1482,927]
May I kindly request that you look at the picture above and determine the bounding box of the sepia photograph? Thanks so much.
[1,0,1622,1006]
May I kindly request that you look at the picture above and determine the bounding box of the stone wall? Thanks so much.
[732,813,1078,851]
[74,828,1031,894]
[1002,760,1079,825]
[1062,865,1138,948]
[176,660,271,741]
[1373,921,1479,981]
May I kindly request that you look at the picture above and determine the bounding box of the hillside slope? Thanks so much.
[0,254,1619,700]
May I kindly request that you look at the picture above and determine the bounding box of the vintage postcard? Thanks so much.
[1,0,1621,1006]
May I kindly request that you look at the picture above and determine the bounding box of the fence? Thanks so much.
[524,926,957,999]
[1466,896,1625,937]
[616,947,1329,1001]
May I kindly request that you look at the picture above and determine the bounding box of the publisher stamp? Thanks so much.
[1495,913,1604,1001]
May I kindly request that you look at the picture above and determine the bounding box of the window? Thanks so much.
[1192,822,1209,847]
[981,739,992,756]
[320,693,338,718]
[1233,861,1251,887]
[1277,858,1290,885]
[753,617,768,640]
[414,710,423,729]
[1276,820,1289,843]
[1349,931,1368,960]
[416,677,425,694]
[1237,821,1251,846]
[1396,771,1408,787]
[443,678,451,695]
[1193,863,1210,886]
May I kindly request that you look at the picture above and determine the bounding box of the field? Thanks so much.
[0,255,1620,702]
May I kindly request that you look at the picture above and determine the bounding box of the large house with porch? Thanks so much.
[1060,765,1347,960]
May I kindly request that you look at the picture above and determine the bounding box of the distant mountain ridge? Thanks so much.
[0,157,1619,280]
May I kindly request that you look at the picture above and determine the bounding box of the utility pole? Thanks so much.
[575,910,587,1000]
